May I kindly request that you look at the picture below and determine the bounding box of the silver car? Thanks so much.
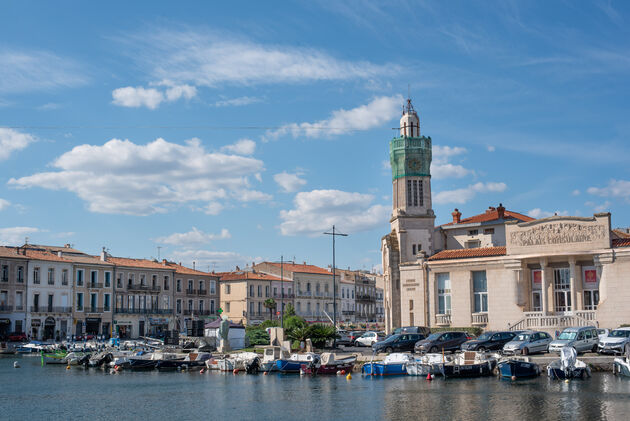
[598,327,630,355]
[548,326,599,354]
[503,330,553,355]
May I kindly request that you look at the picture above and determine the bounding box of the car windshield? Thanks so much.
[558,331,577,340]
[361,333,373,338]
[425,333,441,341]
[382,335,398,343]
[610,330,630,338]
[514,333,531,341]
[476,333,493,341]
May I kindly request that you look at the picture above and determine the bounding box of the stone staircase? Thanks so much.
[508,310,598,333]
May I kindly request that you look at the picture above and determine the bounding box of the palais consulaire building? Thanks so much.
[381,99,630,335]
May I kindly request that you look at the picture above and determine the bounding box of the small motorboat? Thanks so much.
[407,353,451,376]
[613,355,630,377]
[42,350,69,365]
[65,352,91,366]
[260,346,291,372]
[245,356,261,374]
[218,352,261,372]
[497,357,541,379]
[300,353,356,375]
[547,346,591,380]
[156,352,211,370]
[441,351,497,378]
[362,353,414,376]
[0,342,17,355]
[88,351,114,367]
[276,352,320,374]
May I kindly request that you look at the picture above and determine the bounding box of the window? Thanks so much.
[316,302,320,315]
[105,272,111,287]
[406,179,424,207]
[582,266,598,310]
[176,279,181,292]
[466,240,481,249]
[225,302,230,312]
[584,290,599,310]
[554,268,571,312]
[199,280,204,292]
[473,271,488,313]
[90,293,97,311]
[33,293,40,311]
[176,299,181,314]
[33,267,40,284]
[104,294,111,311]
[188,280,193,292]
[47,294,54,312]
[407,180,412,207]
[163,276,169,290]
[409,299,414,310]
[484,228,495,235]
[437,273,451,314]
[48,268,55,285]
[249,285,254,297]
[257,285,262,297]
[62,269,68,286]
[188,300,193,312]
[117,273,122,288]
[210,280,216,295]
[15,291,23,310]
[265,286,269,297]
[210,300,215,314]
[17,266,24,283]
[76,269,83,286]
[249,301,254,315]
[225,284,231,294]
[76,293,84,311]
[468,230,478,236]
[258,301,262,314]
[1,265,7,282]
[91,271,98,286]
[199,300,204,312]
[152,275,157,288]
[140,274,146,286]
[412,244,416,255]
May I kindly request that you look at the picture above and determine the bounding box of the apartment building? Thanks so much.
[337,268,377,323]
[167,262,220,331]
[0,247,28,338]
[219,269,284,325]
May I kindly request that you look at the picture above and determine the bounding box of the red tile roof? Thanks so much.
[220,271,284,282]
[0,246,29,259]
[442,209,534,226]
[429,246,507,261]
[612,229,630,239]
[24,249,73,263]
[613,238,630,248]
[264,262,331,275]
[164,262,216,277]
[106,256,171,270]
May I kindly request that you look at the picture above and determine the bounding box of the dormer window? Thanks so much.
[484,228,494,235]
[468,229,478,236]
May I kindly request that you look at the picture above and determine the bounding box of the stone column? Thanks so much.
[513,268,524,306]
[569,258,576,313]
[540,259,548,315]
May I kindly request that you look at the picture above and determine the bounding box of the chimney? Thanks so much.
[100,247,107,262]
[162,259,167,266]
[193,261,196,270]
[497,203,505,220]
[452,208,462,224]
[303,261,306,265]
[57,251,62,258]
[65,244,71,248]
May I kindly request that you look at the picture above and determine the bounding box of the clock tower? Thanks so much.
[382,97,435,333]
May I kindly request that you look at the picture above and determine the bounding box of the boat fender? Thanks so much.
[564,379,570,383]
[263,371,268,376]
[233,369,239,375]
[346,373,352,380]
[426,373,432,381]
[200,368,205,374]
[340,370,345,375]
[336,370,341,375]
[511,376,516,381]
[13,361,20,368]
[66,365,71,370]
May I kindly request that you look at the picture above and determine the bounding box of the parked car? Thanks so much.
[372,333,425,353]
[597,328,610,342]
[354,331,385,347]
[336,330,358,346]
[598,327,630,355]
[414,331,470,353]
[393,326,431,336]
[503,330,553,355]
[7,332,27,342]
[460,331,518,352]
[548,326,599,353]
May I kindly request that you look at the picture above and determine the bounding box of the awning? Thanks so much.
[0,318,10,325]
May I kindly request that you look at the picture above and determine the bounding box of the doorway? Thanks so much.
[554,268,571,312]
[43,317,55,340]
[139,320,145,337]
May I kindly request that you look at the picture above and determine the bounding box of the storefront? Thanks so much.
[31,319,40,340]
[85,318,101,335]
[116,321,132,339]
[0,318,10,339]
[43,317,55,340]
[148,317,169,336]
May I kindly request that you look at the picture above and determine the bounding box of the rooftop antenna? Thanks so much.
[24,237,29,245]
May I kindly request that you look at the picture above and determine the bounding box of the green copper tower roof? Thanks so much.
[389,135,432,180]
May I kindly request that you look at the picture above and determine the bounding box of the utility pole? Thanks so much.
[280,255,284,329]
[323,225,348,342]
[157,246,162,261]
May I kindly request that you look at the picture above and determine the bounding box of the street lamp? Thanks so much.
[323,225,348,339]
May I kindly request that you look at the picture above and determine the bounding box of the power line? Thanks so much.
[0,125,367,131]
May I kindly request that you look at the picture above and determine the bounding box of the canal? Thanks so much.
[2,356,630,420]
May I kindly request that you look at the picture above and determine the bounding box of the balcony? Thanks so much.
[243,311,265,320]
[86,307,104,314]
[87,282,103,289]
[183,309,212,316]
[435,313,452,326]
[508,310,597,331]
[127,284,161,292]
[296,291,312,298]
[471,312,488,325]
[197,289,207,296]
[186,289,196,295]
[273,293,294,299]
[342,310,355,315]
[115,308,173,315]
[356,294,375,302]
[0,304,12,312]
[31,306,72,314]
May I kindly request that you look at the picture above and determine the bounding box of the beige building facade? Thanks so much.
[219,269,284,325]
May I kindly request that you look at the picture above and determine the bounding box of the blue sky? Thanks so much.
[1,1,629,272]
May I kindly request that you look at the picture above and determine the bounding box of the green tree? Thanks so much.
[284,302,296,317]
[263,298,276,321]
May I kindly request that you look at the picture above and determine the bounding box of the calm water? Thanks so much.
[2,356,630,421]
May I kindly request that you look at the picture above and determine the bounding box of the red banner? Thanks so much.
[532,270,542,284]
[584,269,597,283]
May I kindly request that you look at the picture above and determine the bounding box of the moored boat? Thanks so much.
[260,346,291,372]
[613,356,630,377]
[407,353,451,376]
[276,352,320,373]
[441,351,497,378]
[301,353,356,375]
[218,352,261,372]
[362,353,414,376]
[497,358,540,379]
[42,350,69,365]
[547,347,591,380]
[0,342,17,355]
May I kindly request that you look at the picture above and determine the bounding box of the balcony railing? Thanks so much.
[197,289,207,296]
[87,282,103,289]
[31,306,72,314]
[15,305,24,311]
[0,304,12,312]
[435,313,452,326]
[508,310,597,331]
[356,294,375,301]
[472,312,488,325]
[127,284,161,292]
[273,293,294,299]
[186,289,196,295]
[183,309,212,316]
[342,310,355,315]
[86,307,104,314]
[296,291,312,298]
[115,308,173,315]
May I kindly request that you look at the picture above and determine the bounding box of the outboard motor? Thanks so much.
[560,346,577,377]
[245,357,260,374]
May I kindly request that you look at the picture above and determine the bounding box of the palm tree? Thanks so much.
[263,298,277,321]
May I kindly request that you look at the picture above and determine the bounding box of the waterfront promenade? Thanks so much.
[2,355,630,421]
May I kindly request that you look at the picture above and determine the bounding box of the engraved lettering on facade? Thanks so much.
[510,223,606,247]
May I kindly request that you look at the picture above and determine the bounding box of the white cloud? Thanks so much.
[155,227,230,246]
[0,199,10,211]
[527,208,569,219]
[274,172,307,193]
[0,128,37,160]
[487,145,496,152]
[214,96,262,107]
[221,138,256,155]
[572,189,581,196]
[170,249,259,272]
[585,200,612,213]
[431,145,472,179]
[120,29,396,88]
[279,189,390,236]
[112,83,197,109]
[9,137,268,215]
[0,49,87,94]
[264,95,403,140]
[0,227,40,245]
[434,182,507,204]
[587,179,630,202]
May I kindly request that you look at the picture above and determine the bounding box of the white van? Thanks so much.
[548,326,599,353]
